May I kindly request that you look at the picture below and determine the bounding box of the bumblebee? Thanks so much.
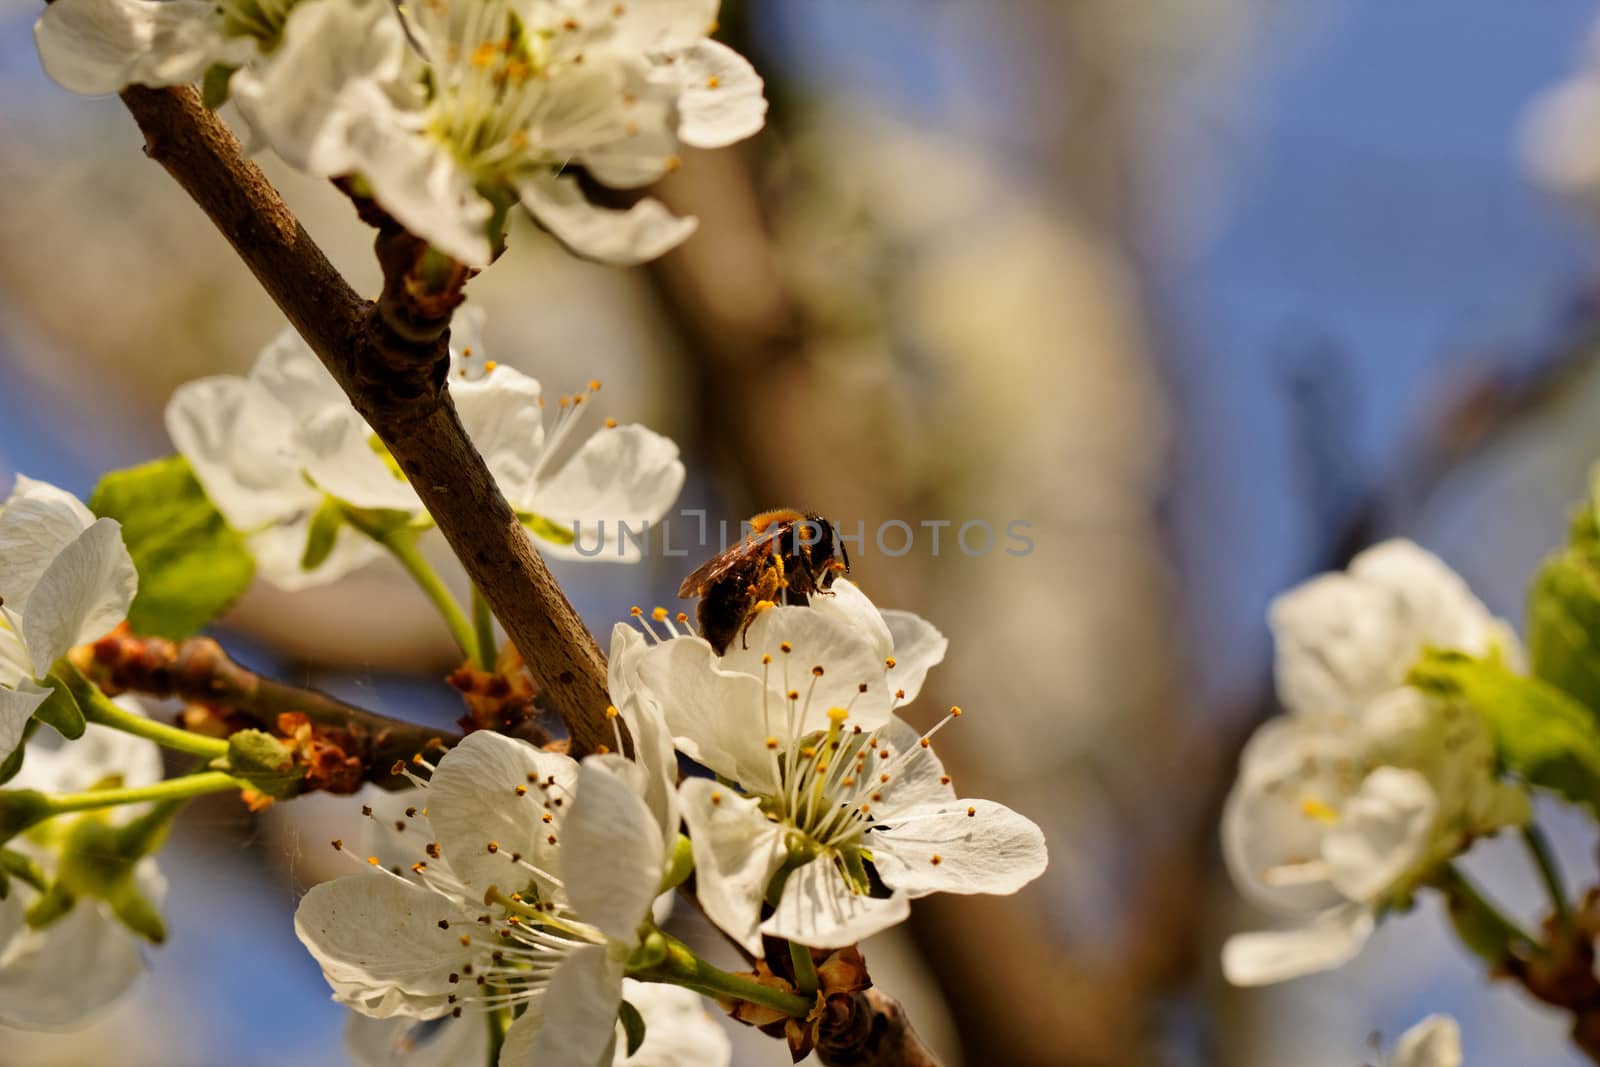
[678,509,849,653]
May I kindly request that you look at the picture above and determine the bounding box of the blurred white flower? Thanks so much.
[1523,20,1600,206]
[346,979,729,1067]
[165,307,684,588]
[0,476,138,762]
[232,0,766,266]
[0,705,166,1029]
[618,585,1045,954]
[1222,541,1529,986]
[1385,1014,1463,1067]
[298,693,684,1066]
[34,0,290,96]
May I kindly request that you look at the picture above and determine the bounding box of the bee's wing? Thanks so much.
[678,551,745,598]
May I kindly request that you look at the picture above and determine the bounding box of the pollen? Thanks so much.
[828,706,849,722]
[711,792,722,806]
[652,607,668,621]
[471,42,499,67]
[930,854,943,866]
[547,834,558,845]
[939,776,951,785]
[367,856,380,866]
[871,792,883,803]
[515,785,527,796]
[1300,796,1340,824]
[950,706,963,717]
[880,773,889,783]
[330,839,343,851]
[631,606,643,616]
[563,17,579,30]
[605,418,618,429]
[595,745,611,754]
[677,612,689,623]
[427,842,442,858]
[762,654,772,665]
[459,935,472,948]
[919,738,931,748]
[437,919,450,930]
[885,657,896,669]
[606,705,621,719]
[361,805,373,817]
[766,737,780,750]
[812,665,825,676]
[860,683,870,694]
[707,75,721,88]
[542,812,553,823]
[486,842,500,854]
[483,360,498,372]
[780,642,793,654]
[664,155,682,173]
[967,806,976,817]
[895,689,905,700]
[787,690,800,701]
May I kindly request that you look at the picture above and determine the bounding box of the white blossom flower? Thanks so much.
[346,978,729,1067]
[1523,21,1600,207]
[34,0,294,96]
[617,585,1045,954]
[0,476,138,762]
[297,692,685,1066]
[0,705,167,1029]
[232,0,767,266]
[166,307,684,588]
[1222,541,1529,986]
[1383,1014,1463,1067]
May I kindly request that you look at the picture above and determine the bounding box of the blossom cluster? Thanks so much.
[1221,541,1529,985]
[35,0,767,266]
[295,580,1048,1063]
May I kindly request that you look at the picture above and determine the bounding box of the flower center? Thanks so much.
[218,0,302,45]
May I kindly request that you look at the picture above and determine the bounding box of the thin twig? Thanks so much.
[116,84,614,755]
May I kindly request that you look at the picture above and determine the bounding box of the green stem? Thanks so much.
[375,527,478,662]
[788,938,820,997]
[471,584,498,671]
[486,1006,509,1067]
[1523,823,1576,938]
[1434,862,1544,964]
[632,933,811,1018]
[43,771,244,817]
[58,669,228,759]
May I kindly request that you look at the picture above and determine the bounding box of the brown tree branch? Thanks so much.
[77,630,457,785]
[817,989,942,1067]
[116,85,614,755]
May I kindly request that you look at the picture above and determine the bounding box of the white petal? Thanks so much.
[1220,903,1375,986]
[1393,1014,1463,1067]
[868,799,1047,898]
[1323,767,1437,903]
[676,777,785,955]
[245,517,387,591]
[807,580,892,660]
[721,604,899,731]
[762,856,911,949]
[619,979,732,1067]
[298,406,421,513]
[454,367,547,508]
[0,897,149,1029]
[615,690,680,851]
[636,637,775,790]
[608,0,718,53]
[249,325,349,421]
[871,717,956,812]
[0,686,48,764]
[33,0,248,97]
[674,41,767,149]
[166,375,314,531]
[531,425,685,561]
[879,610,947,706]
[1269,573,1417,717]
[426,732,577,895]
[564,759,664,945]
[347,1012,488,1067]
[0,475,97,616]
[500,944,623,1067]
[1525,79,1600,195]
[447,305,493,380]
[1349,540,1504,656]
[22,519,137,673]
[295,874,480,1018]
[518,173,697,267]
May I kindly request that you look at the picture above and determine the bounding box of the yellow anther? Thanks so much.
[707,75,721,88]
[787,690,799,701]
[710,792,722,806]
[930,854,943,866]
[950,706,963,717]
[780,642,793,654]
[1300,796,1340,825]
[542,812,553,823]
[630,606,643,616]
[471,42,499,67]
[812,665,825,677]
[606,705,620,719]
[367,856,380,866]
[486,842,500,853]
[483,360,498,372]
[939,775,951,786]
[605,418,618,429]
[761,654,772,665]
[765,737,780,750]
[331,839,344,851]
[827,707,849,722]
[547,834,558,845]
[664,155,682,173]
[460,934,473,947]
[595,745,611,755]
[652,607,669,621]
[885,657,897,669]
[967,806,976,817]
[515,785,527,796]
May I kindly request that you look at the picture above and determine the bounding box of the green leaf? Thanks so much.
[1526,500,1600,714]
[33,682,84,741]
[222,730,302,799]
[618,999,647,1058]
[89,455,254,638]
[1410,650,1600,815]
